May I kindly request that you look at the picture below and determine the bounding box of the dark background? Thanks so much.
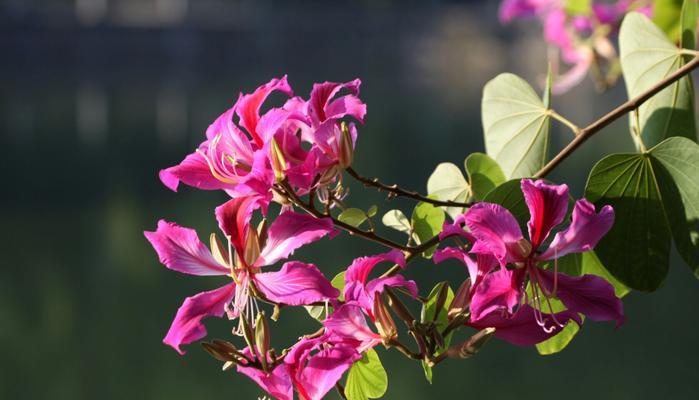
[1,0,697,398]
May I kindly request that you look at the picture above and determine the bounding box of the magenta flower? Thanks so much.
[435,179,623,345]
[324,250,416,352]
[144,195,338,354]
[237,334,360,400]
[159,77,295,197]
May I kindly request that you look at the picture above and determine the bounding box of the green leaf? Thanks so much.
[619,12,696,150]
[382,209,412,235]
[653,0,684,41]
[482,73,551,179]
[338,208,368,228]
[421,361,433,384]
[536,315,581,355]
[585,153,672,291]
[680,0,698,49]
[564,0,592,16]
[421,283,454,338]
[332,271,346,302]
[304,304,330,321]
[650,137,699,278]
[345,349,388,400]
[427,162,470,220]
[580,251,631,298]
[465,153,507,201]
[367,205,378,218]
[411,201,446,258]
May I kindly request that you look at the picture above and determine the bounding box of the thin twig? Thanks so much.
[275,182,410,251]
[535,55,699,178]
[346,167,473,208]
[335,382,348,400]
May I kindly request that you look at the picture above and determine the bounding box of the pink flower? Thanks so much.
[144,195,338,354]
[434,179,623,345]
[237,334,361,400]
[159,77,296,197]
[324,250,416,352]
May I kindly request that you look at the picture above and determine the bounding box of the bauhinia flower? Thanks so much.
[237,334,361,400]
[499,0,652,93]
[144,195,338,354]
[324,250,417,352]
[435,179,623,345]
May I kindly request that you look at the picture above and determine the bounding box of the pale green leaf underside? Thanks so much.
[427,162,470,220]
[482,73,550,179]
[619,12,696,149]
[382,209,412,235]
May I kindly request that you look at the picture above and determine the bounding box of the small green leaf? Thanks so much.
[304,304,330,321]
[338,208,368,228]
[564,0,592,16]
[580,251,630,298]
[382,209,412,235]
[482,73,551,179]
[536,316,581,355]
[619,12,696,150]
[421,361,433,384]
[345,349,388,400]
[427,162,470,220]
[585,153,672,291]
[411,201,446,258]
[367,205,378,218]
[332,271,346,302]
[464,153,507,201]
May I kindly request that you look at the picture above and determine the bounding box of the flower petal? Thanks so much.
[237,363,293,400]
[521,179,569,248]
[144,220,229,276]
[540,199,614,260]
[470,304,582,346]
[438,215,475,241]
[257,211,335,266]
[464,202,524,265]
[323,304,382,352]
[295,345,361,400]
[159,150,231,192]
[343,250,406,304]
[214,196,265,257]
[308,79,364,124]
[235,76,293,146]
[253,261,339,305]
[163,283,236,354]
[470,268,523,321]
[537,268,624,327]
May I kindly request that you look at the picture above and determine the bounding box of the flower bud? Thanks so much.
[448,279,471,320]
[338,121,354,169]
[373,294,397,342]
[244,227,261,267]
[239,315,256,356]
[446,327,495,359]
[210,233,229,268]
[431,282,450,323]
[384,287,415,326]
[270,138,287,182]
[508,238,532,259]
[255,311,271,371]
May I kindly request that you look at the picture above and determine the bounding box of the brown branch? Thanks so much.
[346,167,474,208]
[275,182,410,252]
[535,55,699,178]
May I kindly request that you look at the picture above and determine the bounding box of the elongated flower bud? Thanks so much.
[255,312,270,371]
[446,327,495,359]
[384,287,415,326]
[270,138,287,182]
[448,279,471,320]
[338,121,354,169]
[373,294,397,342]
[239,315,256,356]
[432,282,450,323]
[244,227,261,268]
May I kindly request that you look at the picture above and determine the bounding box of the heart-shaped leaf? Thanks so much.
[427,162,470,220]
[345,349,388,400]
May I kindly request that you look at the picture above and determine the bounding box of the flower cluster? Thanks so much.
[145,77,624,400]
[500,0,652,93]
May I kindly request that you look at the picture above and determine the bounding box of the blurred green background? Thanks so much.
[1,0,698,398]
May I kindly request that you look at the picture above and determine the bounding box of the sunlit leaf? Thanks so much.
[619,12,696,150]
[411,201,446,258]
[382,210,412,235]
[345,349,388,400]
[332,271,346,302]
[427,162,470,220]
[338,208,368,228]
[652,0,684,41]
[482,73,551,179]
[565,0,592,16]
[680,0,697,49]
